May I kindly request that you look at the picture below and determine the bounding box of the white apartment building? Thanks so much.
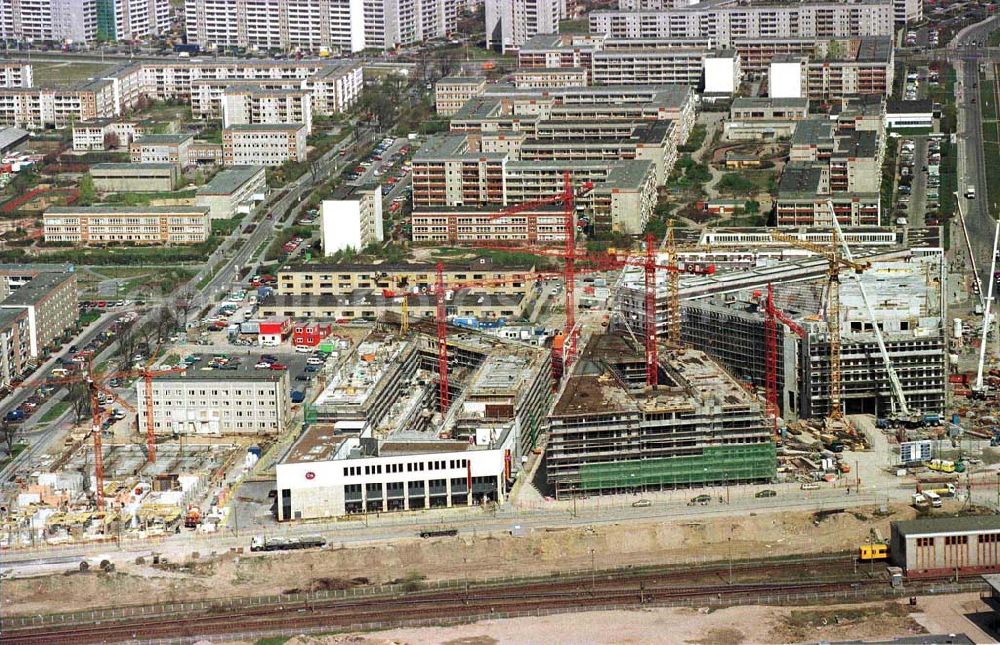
[589,0,894,49]
[485,0,561,53]
[97,0,170,41]
[320,187,383,255]
[222,87,313,133]
[184,0,456,53]
[0,0,98,42]
[434,76,487,117]
[222,123,307,166]
[43,206,212,245]
[137,371,291,437]
[894,0,921,24]
[72,119,143,151]
[0,63,32,89]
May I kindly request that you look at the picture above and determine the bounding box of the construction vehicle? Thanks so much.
[919,482,956,497]
[250,535,326,552]
[924,491,943,507]
[419,528,459,538]
[912,493,930,510]
[859,528,889,561]
[927,458,965,474]
[184,506,201,529]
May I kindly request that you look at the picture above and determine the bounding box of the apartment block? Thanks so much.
[222,86,313,133]
[0,0,98,42]
[411,206,568,244]
[90,162,180,192]
[320,186,383,255]
[546,333,775,498]
[137,371,291,437]
[0,63,32,88]
[895,0,921,23]
[184,0,457,53]
[96,0,170,41]
[43,206,211,245]
[0,80,118,129]
[260,289,528,322]
[730,97,809,121]
[0,307,31,388]
[129,133,194,166]
[511,67,588,89]
[195,165,267,219]
[774,164,879,226]
[435,76,487,117]
[589,0,894,49]
[222,123,307,166]
[486,0,561,53]
[72,119,145,151]
[0,265,78,360]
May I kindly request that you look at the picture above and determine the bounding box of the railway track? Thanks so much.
[3,554,876,644]
[5,578,871,644]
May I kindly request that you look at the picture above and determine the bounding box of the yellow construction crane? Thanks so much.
[769,229,868,423]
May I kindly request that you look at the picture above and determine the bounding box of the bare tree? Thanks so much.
[174,288,196,332]
[68,383,92,424]
[153,306,177,344]
[0,420,18,456]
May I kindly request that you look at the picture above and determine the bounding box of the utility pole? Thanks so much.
[590,547,596,592]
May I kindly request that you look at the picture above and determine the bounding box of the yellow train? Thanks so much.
[859,542,889,561]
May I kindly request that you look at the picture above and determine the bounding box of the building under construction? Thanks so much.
[546,333,775,498]
[616,245,946,419]
[276,321,552,519]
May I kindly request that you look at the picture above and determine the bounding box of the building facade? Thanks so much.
[221,87,313,133]
[137,371,291,437]
[129,133,194,166]
[195,165,267,219]
[0,265,78,360]
[222,123,307,166]
[96,0,170,41]
[43,206,211,244]
[90,162,179,192]
[485,0,561,53]
[320,187,384,255]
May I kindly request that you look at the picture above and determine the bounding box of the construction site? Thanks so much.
[275,317,552,519]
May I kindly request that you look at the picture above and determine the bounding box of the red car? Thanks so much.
[269,363,287,371]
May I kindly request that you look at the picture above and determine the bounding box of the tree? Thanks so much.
[153,306,178,344]
[744,199,760,214]
[78,173,96,206]
[175,288,196,332]
[0,420,18,456]
[68,382,92,424]
[103,132,120,150]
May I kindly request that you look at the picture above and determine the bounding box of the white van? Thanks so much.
[924,491,942,507]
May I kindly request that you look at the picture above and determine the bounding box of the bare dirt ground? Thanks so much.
[233,599,942,644]
[2,504,920,617]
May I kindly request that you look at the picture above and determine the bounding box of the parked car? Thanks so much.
[755,489,777,498]
[688,494,712,506]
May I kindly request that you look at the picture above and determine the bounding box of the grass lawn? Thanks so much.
[211,216,244,236]
[31,61,114,85]
[38,401,70,424]
[981,76,997,122]
[78,310,102,326]
[990,31,1000,47]
[559,19,589,33]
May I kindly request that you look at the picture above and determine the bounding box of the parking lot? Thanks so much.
[895,134,943,232]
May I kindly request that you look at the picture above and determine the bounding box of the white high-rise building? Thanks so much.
[184,0,456,53]
[0,0,99,43]
[485,0,561,54]
[97,0,170,41]
[320,188,384,255]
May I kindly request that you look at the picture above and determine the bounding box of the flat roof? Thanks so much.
[153,370,287,382]
[283,257,533,273]
[732,97,808,110]
[134,134,194,145]
[894,515,1000,537]
[0,127,29,150]
[224,123,305,132]
[90,162,177,173]
[887,99,933,114]
[438,75,486,85]
[791,119,836,147]
[45,206,209,216]
[0,271,73,307]
[196,166,265,196]
[778,164,825,197]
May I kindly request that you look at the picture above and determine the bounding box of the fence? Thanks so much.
[48,581,989,645]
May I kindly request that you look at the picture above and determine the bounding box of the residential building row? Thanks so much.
[0,59,362,130]
[485,0,564,53]
[0,265,78,389]
[589,0,896,49]
[0,0,169,43]
[184,0,458,53]
[768,38,894,102]
[125,125,307,167]
[42,206,212,245]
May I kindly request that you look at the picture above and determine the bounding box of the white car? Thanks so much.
[254,361,272,369]
[306,356,325,365]
[295,345,313,353]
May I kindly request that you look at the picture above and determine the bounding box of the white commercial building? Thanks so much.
[137,371,291,437]
[486,0,562,53]
[184,0,457,53]
[320,187,383,255]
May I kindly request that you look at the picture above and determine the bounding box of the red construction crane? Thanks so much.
[602,235,715,387]
[435,261,449,413]
[759,284,806,435]
[486,171,594,363]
